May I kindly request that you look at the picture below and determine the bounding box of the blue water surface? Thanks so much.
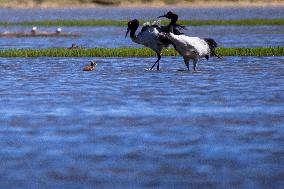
[1,6,283,49]
[0,56,283,188]
[0,6,284,21]
[1,25,283,49]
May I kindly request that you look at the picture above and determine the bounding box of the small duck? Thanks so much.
[83,61,96,71]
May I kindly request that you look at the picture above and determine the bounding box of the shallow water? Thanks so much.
[0,56,283,188]
[1,7,283,49]
[1,7,284,22]
[1,25,284,49]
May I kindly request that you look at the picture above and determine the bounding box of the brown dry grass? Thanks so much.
[0,0,284,8]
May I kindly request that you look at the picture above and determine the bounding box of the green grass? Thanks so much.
[216,47,284,56]
[0,47,283,57]
[1,18,284,26]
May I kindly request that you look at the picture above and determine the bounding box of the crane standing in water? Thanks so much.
[125,16,185,70]
[159,11,221,71]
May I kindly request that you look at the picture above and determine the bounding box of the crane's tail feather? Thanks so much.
[204,38,222,59]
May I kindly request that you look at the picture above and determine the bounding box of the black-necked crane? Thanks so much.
[125,19,184,71]
[159,11,221,71]
[157,11,186,35]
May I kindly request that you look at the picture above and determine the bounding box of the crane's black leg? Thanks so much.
[193,58,198,71]
[183,57,190,71]
[150,52,161,71]
[156,52,161,70]
[150,60,158,70]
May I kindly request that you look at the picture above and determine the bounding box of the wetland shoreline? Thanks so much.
[1,18,284,26]
[0,47,283,57]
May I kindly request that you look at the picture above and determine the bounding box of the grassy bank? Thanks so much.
[0,47,283,57]
[1,19,284,26]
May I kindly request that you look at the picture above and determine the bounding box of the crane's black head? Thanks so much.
[125,19,139,38]
[158,11,178,23]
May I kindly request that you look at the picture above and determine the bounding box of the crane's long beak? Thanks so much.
[157,14,166,18]
[125,28,130,38]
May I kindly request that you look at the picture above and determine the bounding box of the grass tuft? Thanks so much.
[0,47,283,57]
[1,18,284,26]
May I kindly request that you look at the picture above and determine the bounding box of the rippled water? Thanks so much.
[1,7,283,49]
[0,56,283,188]
[1,25,284,49]
[1,7,284,22]
[1,6,283,188]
